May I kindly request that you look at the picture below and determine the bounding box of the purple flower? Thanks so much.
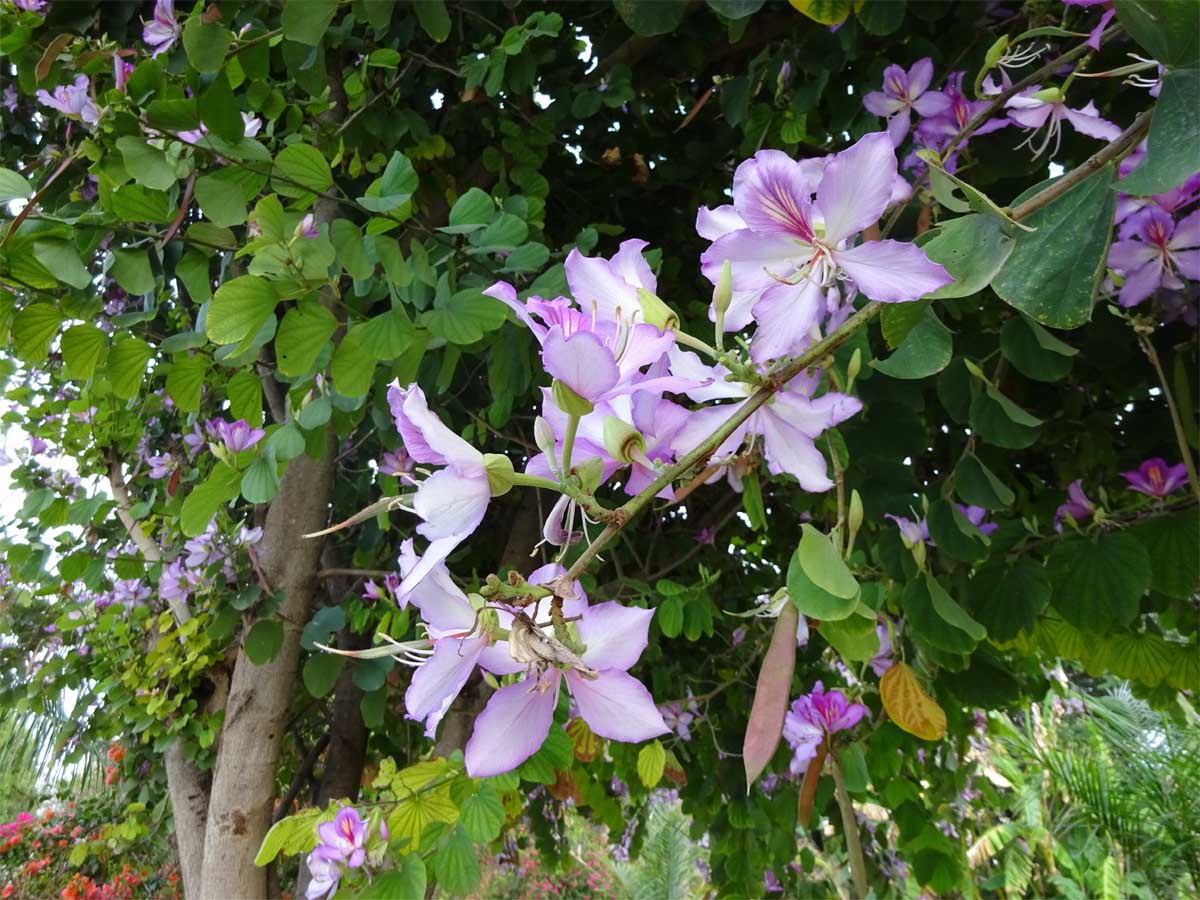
[378,448,412,476]
[783,681,869,775]
[1108,209,1200,307]
[1054,479,1094,531]
[315,807,367,868]
[1063,0,1117,50]
[464,599,668,777]
[869,618,895,677]
[12,0,48,13]
[143,0,180,57]
[387,382,493,595]
[1006,87,1122,158]
[764,869,784,894]
[113,53,134,93]
[695,526,716,545]
[885,513,930,546]
[2,85,17,112]
[182,424,206,457]
[1122,458,1189,497]
[956,503,998,536]
[146,454,175,480]
[36,75,99,126]
[158,560,198,606]
[214,419,266,453]
[699,134,952,363]
[659,693,699,741]
[863,58,951,145]
[298,213,319,239]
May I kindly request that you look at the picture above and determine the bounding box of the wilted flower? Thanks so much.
[782,681,869,775]
[1121,457,1189,497]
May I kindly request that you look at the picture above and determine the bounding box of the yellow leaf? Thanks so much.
[788,0,854,25]
[385,783,458,852]
[880,662,947,741]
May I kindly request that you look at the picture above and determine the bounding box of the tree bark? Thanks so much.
[198,432,337,900]
[166,741,210,900]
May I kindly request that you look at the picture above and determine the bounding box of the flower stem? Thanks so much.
[830,755,869,899]
[509,473,563,492]
[561,413,580,475]
[674,328,722,360]
[1138,335,1200,505]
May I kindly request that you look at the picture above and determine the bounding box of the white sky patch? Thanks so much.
[430,90,444,110]
[533,90,553,109]
[1048,161,1065,178]
[578,32,596,74]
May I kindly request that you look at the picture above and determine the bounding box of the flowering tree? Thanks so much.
[0,0,1197,898]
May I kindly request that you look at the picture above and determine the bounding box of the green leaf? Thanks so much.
[968,558,1049,643]
[902,577,977,655]
[297,396,331,430]
[266,423,306,461]
[227,370,264,425]
[431,827,481,897]
[787,546,858,621]
[282,0,338,45]
[106,337,154,399]
[1129,508,1199,600]
[499,242,551,273]
[613,0,688,35]
[1114,0,1199,68]
[475,212,528,250]
[273,145,333,197]
[33,240,91,289]
[181,462,242,536]
[706,0,765,18]
[302,653,345,698]
[110,184,174,224]
[330,220,374,279]
[13,303,63,363]
[871,308,952,379]
[352,656,394,692]
[881,300,928,349]
[821,614,881,662]
[115,137,177,191]
[637,739,666,788]
[165,354,209,412]
[330,327,377,397]
[856,0,906,35]
[198,69,244,143]
[245,619,285,665]
[657,594,683,638]
[926,498,989,563]
[207,276,278,345]
[0,166,33,203]
[1000,315,1076,382]
[968,385,1042,449]
[253,809,321,865]
[1118,68,1200,195]
[953,451,1015,510]
[1047,532,1152,632]
[423,289,507,344]
[176,250,212,302]
[61,325,107,380]
[301,606,346,650]
[241,456,280,503]
[195,170,249,227]
[920,214,1017,300]
[992,164,1118,329]
[925,573,986,641]
[796,524,858,598]
[357,858,427,900]
[145,99,201,132]
[276,301,337,377]
[445,187,494,232]
[413,0,452,42]
[358,151,418,213]
[360,309,416,359]
[110,247,156,296]
[182,9,231,73]
[459,788,504,842]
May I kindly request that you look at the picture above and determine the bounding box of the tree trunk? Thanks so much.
[198,432,336,899]
[165,741,210,900]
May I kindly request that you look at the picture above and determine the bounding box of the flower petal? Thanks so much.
[566,669,669,742]
[815,132,897,245]
[578,601,655,671]
[565,248,640,322]
[397,538,474,632]
[1117,259,1164,307]
[696,204,746,241]
[1170,209,1200,250]
[397,532,470,597]
[1063,102,1122,141]
[907,58,934,98]
[749,279,824,364]
[759,410,833,491]
[702,228,814,292]
[610,239,657,293]
[405,637,486,738]
[542,326,621,402]
[464,673,560,777]
[483,281,548,342]
[770,389,863,439]
[414,469,491,540]
[832,239,951,302]
[387,381,483,469]
[732,150,818,238]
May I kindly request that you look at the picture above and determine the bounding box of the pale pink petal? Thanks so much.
[577,602,655,671]
[666,348,744,403]
[388,381,483,469]
[464,674,560,777]
[542,327,620,402]
[478,642,525,676]
[565,670,669,742]
[483,282,548,341]
[613,323,675,380]
[816,131,898,245]
[671,404,750,462]
[565,249,640,322]
[397,532,470,597]
[759,412,833,491]
[696,204,746,241]
[405,637,486,738]
[770,391,863,439]
[1006,103,1053,130]
[610,239,657,293]
[832,239,951,301]
[749,280,824,364]
[701,229,814,291]
[1063,102,1122,141]
[413,469,491,540]
[398,539,475,633]
[732,149,818,237]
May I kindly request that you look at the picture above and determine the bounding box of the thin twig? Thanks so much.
[1137,335,1200,504]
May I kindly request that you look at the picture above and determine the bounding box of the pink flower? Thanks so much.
[35,75,99,126]
[863,58,951,146]
[1121,458,1189,497]
[1006,86,1122,159]
[782,681,869,775]
[1054,479,1094,531]
[1107,209,1200,307]
[143,0,180,57]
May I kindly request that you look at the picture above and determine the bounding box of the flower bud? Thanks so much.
[912,539,927,571]
[575,456,605,492]
[551,379,594,417]
[602,415,647,466]
[636,287,679,332]
[482,453,515,496]
[848,489,863,536]
[712,260,733,316]
[982,36,1009,72]
[846,347,862,392]
[1030,86,1064,103]
[477,605,500,637]
[534,416,557,457]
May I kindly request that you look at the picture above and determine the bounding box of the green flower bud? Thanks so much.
[848,489,864,536]
[846,347,862,392]
[602,415,647,466]
[1031,86,1064,103]
[477,605,501,637]
[912,539,927,571]
[575,456,605,492]
[983,36,1009,71]
[483,453,515,496]
[636,287,680,331]
[712,260,733,316]
[551,379,594,416]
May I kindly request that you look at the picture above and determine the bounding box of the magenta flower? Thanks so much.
[36,75,99,126]
[699,133,952,363]
[399,539,524,738]
[464,599,668,777]
[1122,458,1189,498]
[1006,87,1122,158]
[1108,209,1200,307]
[669,348,861,493]
[315,807,367,868]
[863,58,951,145]
[782,682,869,775]
[12,0,47,13]
[387,382,492,594]
[214,419,265,453]
[1054,479,1094,531]
[143,0,180,57]
[113,53,134,93]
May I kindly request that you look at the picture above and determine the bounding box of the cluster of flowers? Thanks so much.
[158,514,262,608]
